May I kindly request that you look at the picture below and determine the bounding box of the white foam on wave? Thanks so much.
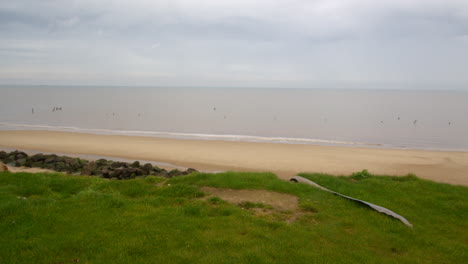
[0,122,374,147]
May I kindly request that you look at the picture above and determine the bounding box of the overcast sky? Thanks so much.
[1,0,467,89]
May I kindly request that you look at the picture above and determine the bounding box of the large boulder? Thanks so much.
[111,161,128,169]
[81,161,98,176]
[168,169,183,178]
[43,155,59,164]
[10,150,28,160]
[108,167,144,179]
[30,153,45,162]
[55,162,67,172]
[2,157,13,164]
[153,169,168,177]
[185,168,198,175]
[63,158,82,172]
[130,161,141,168]
[96,159,108,167]
[101,167,111,178]
[141,163,153,175]
[31,161,43,168]
[15,158,27,167]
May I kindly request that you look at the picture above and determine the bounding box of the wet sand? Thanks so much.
[0,130,467,185]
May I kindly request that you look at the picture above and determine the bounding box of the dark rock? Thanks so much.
[111,161,127,169]
[2,157,12,164]
[31,161,43,168]
[30,153,45,162]
[130,161,140,168]
[102,167,110,178]
[10,150,28,160]
[92,168,103,176]
[96,159,108,167]
[24,158,32,167]
[152,166,163,173]
[55,162,67,172]
[168,169,183,177]
[15,158,27,167]
[78,158,88,165]
[109,167,144,179]
[42,163,55,170]
[142,163,153,175]
[108,168,121,178]
[0,151,8,160]
[42,154,57,163]
[156,169,168,178]
[67,158,82,172]
[81,161,98,176]
[110,168,130,179]
[52,157,64,164]
[185,168,198,175]
[135,168,145,176]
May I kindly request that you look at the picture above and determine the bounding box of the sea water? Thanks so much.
[0,85,467,151]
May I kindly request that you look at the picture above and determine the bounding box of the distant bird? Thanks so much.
[52,107,56,112]
[32,108,34,114]
[213,107,216,111]
[397,117,400,120]
[413,120,418,125]
[112,113,115,116]
[380,120,384,124]
[448,122,451,125]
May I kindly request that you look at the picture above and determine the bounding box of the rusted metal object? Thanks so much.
[290,176,413,227]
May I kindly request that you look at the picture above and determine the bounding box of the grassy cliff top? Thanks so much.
[0,170,466,263]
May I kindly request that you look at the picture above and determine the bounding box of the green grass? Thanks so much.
[0,171,466,263]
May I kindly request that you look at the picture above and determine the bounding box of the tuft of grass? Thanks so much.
[0,170,466,264]
[207,196,225,205]
[298,200,318,212]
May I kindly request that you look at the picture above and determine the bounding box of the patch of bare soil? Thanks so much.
[7,166,57,174]
[200,186,313,223]
[201,186,298,211]
[0,162,8,172]
[0,161,58,174]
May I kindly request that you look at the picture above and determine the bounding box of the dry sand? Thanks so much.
[0,130,467,186]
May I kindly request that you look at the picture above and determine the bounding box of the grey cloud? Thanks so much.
[0,0,467,88]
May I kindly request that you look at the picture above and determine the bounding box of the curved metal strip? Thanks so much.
[290,176,413,227]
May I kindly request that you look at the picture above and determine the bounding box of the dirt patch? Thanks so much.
[0,162,8,172]
[1,161,58,174]
[200,186,298,211]
[7,166,57,174]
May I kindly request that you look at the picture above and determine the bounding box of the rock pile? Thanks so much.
[0,150,197,180]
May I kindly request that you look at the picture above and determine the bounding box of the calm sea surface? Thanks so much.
[1,86,467,151]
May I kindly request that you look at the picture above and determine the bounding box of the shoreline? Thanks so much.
[2,123,467,153]
[0,130,467,186]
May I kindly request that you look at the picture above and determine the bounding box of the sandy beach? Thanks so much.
[0,130,467,186]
